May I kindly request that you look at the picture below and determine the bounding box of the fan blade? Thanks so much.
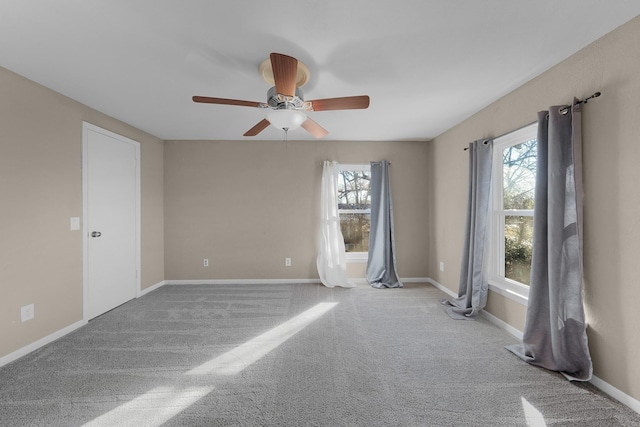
[301,118,329,139]
[309,95,370,111]
[243,119,271,137]
[270,52,297,97]
[193,96,262,108]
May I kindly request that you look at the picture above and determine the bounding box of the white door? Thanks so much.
[83,123,140,320]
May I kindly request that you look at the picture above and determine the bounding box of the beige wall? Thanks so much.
[3,12,639,408]
[0,67,165,358]
[427,16,640,400]
[163,139,429,281]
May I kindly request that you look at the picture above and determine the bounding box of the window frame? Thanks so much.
[337,163,371,263]
[487,122,538,305]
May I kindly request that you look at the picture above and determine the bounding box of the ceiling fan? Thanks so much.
[192,52,370,138]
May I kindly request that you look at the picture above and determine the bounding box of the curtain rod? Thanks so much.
[463,91,601,151]
[559,91,601,114]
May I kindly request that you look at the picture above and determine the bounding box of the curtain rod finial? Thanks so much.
[585,92,601,103]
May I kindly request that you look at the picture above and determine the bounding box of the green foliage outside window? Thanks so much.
[503,140,536,285]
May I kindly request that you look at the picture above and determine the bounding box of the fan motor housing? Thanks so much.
[267,86,306,109]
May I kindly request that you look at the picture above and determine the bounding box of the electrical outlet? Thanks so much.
[440,261,445,272]
[21,304,34,322]
[203,259,209,267]
[285,257,292,267]
[70,217,80,231]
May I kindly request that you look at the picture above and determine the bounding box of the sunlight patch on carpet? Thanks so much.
[522,396,547,427]
[82,386,213,427]
[187,302,338,376]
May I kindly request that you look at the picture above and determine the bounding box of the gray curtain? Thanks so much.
[442,139,493,319]
[507,103,592,381]
[366,161,402,289]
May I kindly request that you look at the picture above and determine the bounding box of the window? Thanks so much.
[337,164,371,261]
[488,123,537,304]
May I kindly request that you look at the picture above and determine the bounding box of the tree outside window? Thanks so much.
[488,122,538,304]
[502,139,536,285]
[337,165,371,254]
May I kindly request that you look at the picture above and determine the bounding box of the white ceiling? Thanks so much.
[1,1,639,141]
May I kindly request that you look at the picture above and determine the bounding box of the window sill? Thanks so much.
[345,252,368,263]
[487,280,529,306]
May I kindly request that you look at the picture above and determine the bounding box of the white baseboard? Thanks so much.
[479,308,524,340]
[1,280,168,367]
[480,307,640,415]
[401,277,431,284]
[425,277,640,415]
[590,375,640,415]
[425,278,457,298]
[164,278,321,285]
[165,277,431,287]
[138,280,166,297]
[428,275,640,416]
[5,276,638,416]
[427,276,524,340]
[0,319,86,368]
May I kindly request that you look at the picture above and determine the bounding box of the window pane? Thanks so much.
[504,215,533,285]
[503,139,536,210]
[337,170,371,210]
[340,213,370,253]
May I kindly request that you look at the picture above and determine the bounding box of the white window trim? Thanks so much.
[339,163,370,172]
[345,251,369,262]
[487,122,537,306]
[338,163,370,262]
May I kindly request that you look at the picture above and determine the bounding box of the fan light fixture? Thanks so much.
[266,109,307,131]
[192,52,370,138]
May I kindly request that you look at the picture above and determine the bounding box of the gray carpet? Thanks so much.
[1,282,639,426]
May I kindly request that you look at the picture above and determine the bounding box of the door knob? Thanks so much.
[91,231,102,238]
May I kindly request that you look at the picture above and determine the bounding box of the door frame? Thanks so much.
[82,122,141,321]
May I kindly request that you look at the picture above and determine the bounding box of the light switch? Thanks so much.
[70,217,80,231]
